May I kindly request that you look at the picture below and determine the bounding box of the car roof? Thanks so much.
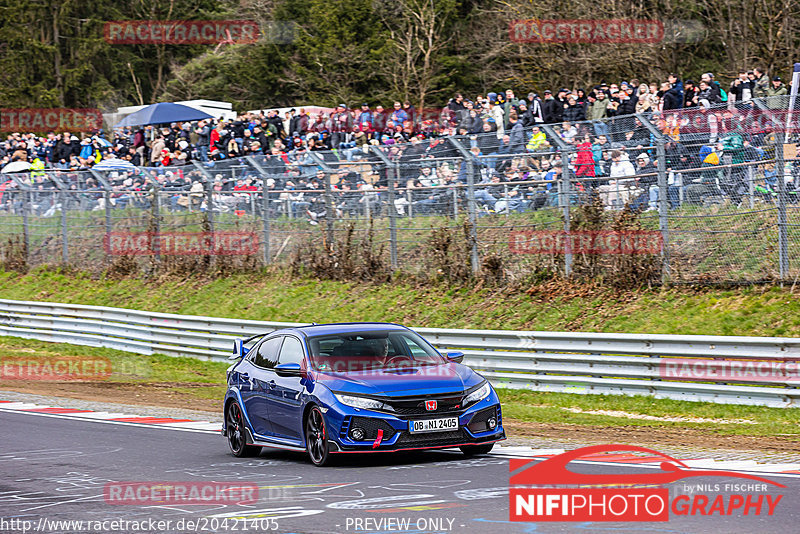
[270,322,409,338]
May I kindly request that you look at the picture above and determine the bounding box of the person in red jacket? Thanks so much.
[574,136,596,179]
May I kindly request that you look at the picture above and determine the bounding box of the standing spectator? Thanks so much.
[766,76,788,109]
[54,133,73,169]
[617,88,638,116]
[696,80,721,108]
[390,102,408,125]
[587,92,610,136]
[330,104,352,149]
[667,74,683,105]
[683,80,699,108]
[660,82,682,110]
[283,110,295,138]
[729,71,753,104]
[574,136,596,181]
[447,93,465,113]
[291,108,309,136]
[486,99,505,138]
[635,84,652,114]
[753,67,770,99]
[356,104,373,133]
[508,114,525,153]
[563,95,585,122]
[150,136,166,166]
[528,93,544,123]
[700,73,724,103]
[503,89,520,129]
[543,90,561,124]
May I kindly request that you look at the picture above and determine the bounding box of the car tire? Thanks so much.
[460,443,495,457]
[226,401,262,457]
[305,406,333,466]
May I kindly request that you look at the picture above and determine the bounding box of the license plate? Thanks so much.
[409,417,458,433]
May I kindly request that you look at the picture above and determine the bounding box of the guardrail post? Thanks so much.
[449,136,479,274]
[775,137,789,281]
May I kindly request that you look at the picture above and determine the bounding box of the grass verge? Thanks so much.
[0,268,800,336]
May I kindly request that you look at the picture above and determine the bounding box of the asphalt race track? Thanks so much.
[1,409,799,534]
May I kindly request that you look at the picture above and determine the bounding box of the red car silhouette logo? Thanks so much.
[510,444,785,487]
[425,400,437,411]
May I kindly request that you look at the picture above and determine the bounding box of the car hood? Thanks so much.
[313,362,482,397]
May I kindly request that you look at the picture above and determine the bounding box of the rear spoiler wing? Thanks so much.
[229,333,268,361]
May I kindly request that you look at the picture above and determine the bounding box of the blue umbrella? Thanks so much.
[93,158,137,171]
[114,103,213,128]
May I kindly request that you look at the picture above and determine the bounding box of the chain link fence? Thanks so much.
[1,97,798,283]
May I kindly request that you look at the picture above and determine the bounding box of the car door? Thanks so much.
[265,335,307,440]
[241,336,282,437]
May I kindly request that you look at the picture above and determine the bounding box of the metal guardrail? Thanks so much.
[0,299,799,407]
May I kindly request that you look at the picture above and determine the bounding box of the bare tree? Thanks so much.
[376,0,457,113]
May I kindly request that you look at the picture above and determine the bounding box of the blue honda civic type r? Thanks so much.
[222,323,505,466]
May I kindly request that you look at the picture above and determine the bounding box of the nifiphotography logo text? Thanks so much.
[509,444,785,522]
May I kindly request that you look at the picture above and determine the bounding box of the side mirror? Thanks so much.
[445,351,464,363]
[229,339,244,361]
[275,362,304,377]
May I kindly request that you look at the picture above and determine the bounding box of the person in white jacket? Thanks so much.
[486,100,505,139]
[599,150,640,209]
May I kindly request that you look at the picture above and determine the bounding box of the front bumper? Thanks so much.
[328,400,505,453]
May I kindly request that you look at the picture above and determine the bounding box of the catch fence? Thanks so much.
[1,97,799,283]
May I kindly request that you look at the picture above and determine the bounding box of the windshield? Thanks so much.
[307,330,445,371]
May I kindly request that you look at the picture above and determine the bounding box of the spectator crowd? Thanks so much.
[0,67,796,219]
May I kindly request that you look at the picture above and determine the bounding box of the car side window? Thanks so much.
[253,336,282,369]
[278,336,305,367]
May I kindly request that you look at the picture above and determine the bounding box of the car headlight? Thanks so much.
[463,382,491,406]
[334,393,392,411]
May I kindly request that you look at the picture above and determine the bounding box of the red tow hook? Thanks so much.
[372,429,384,449]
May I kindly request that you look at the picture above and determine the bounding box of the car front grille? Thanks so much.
[385,393,464,417]
[395,429,469,448]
